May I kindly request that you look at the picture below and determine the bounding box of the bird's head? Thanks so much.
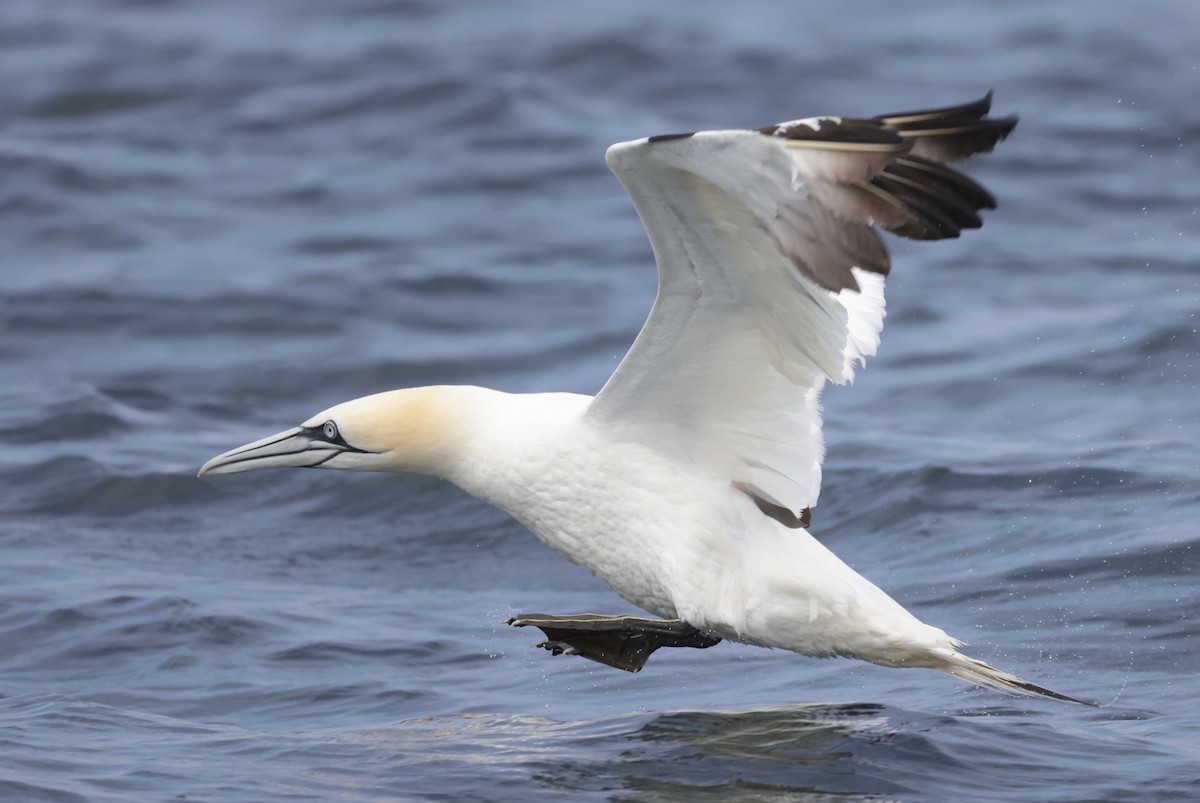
[198,386,478,479]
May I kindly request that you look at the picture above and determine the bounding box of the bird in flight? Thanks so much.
[200,93,1087,704]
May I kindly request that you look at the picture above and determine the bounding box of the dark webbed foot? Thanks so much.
[507,613,721,672]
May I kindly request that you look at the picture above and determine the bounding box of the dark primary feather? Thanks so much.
[757,93,1017,291]
[875,91,1018,162]
[888,156,997,210]
[872,91,996,124]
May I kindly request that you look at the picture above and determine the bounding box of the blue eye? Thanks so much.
[322,421,338,440]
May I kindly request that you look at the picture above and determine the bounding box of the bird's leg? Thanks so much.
[506,613,721,673]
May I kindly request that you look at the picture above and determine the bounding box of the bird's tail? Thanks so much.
[934,648,1094,706]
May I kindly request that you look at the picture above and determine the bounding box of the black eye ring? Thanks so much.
[322,420,338,440]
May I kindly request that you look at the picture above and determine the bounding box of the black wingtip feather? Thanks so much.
[872,174,964,240]
[877,171,984,231]
[870,92,1017,163]
[893,156,998,209]
[865,94,1016,241]
[873,91,994,125]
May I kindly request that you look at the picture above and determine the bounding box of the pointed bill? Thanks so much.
[198,427,337,476]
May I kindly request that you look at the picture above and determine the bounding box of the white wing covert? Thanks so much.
[587,94,1016,523]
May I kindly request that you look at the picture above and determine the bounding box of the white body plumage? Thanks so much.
[448,387,953,666]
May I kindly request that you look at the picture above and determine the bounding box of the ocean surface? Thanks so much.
[1,1,1198,800]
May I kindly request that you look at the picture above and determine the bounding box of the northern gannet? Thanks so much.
[200,93,1087,704]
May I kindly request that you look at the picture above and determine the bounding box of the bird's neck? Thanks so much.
[348,386,590,497]
[428,387,593,508]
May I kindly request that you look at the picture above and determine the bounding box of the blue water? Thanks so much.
[2,1,1198,800]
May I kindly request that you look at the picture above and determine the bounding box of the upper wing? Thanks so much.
[586,94,1016,521]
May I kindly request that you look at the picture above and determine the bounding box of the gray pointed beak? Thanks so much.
[198,426,341,476]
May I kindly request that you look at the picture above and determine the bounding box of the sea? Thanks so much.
[1,1,1197,800]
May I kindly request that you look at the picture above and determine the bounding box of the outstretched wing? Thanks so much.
[587,94,1016,522]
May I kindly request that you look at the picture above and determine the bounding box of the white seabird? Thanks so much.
[200,93,1086,703]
